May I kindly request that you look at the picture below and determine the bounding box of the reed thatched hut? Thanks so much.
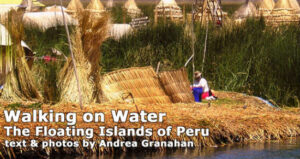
[86,0,105,13]
[66,0,84,16]
[124,0,142,18]
[158,68,194,103]
[106,0,114,8]
[195,0,227,24]
[233,0,257,21]
[267,0,299,25]
[101,67,172,104]
[258,0,275,16]
[154,0,183,21]
[22,11,77,31]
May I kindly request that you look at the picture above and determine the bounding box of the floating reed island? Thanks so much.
[0,91,299,158]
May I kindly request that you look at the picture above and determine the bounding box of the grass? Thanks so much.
[19,3,300,107]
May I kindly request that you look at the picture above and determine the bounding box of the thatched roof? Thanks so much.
[86,0,105,13]
[109,24,133,40]
[156,0,180,8]
[267,0,299,24]
[155,0,183,19]
[234,1,257,19]
[289,0,300,12]
[195,0,227,22]
[0,23,12,46]
[22,12,78,31]
[44,5,66,12]
[66,0,84,13]
[101,66,172,104]
[258,0,275,16]
[124,0,142,17]
[106,0,114,8]
[158,68,194,103]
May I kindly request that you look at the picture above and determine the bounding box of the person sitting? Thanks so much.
[192,71,217,102]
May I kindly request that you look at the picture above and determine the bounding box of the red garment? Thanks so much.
[43,56,51,62]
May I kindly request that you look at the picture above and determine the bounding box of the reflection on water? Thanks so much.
[53,138,300,159]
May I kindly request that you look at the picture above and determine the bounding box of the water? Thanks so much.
[54,138,300,159]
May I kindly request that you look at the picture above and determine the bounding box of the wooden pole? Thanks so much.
[201,21,209,73]
[59,0,83,109]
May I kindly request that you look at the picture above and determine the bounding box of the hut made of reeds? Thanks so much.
[66,0,84,15]
[101,67,172,104]
[106,0,114,8]
[158,68,194,103]
[233,0,257,20]
[267,0,299,25]
[22,11,78,31]
[154,0,183,21]
[258,0,275,16]
[86,0,105,13]
[124,0,142,18]
[195,0,228,23]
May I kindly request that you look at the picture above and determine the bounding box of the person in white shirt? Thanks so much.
[192,71,217,101]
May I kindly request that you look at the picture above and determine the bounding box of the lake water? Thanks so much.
[54,138,300,159]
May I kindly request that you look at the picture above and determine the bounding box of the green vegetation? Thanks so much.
[23,3,300,107]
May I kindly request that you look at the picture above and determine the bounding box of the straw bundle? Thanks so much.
[1,10,42,101]
[101,67,172,104]
[158,68,194,103]
[58,11,109,104]
[154,0,183,20]
[22,12,77,31]
[124,0,142,18]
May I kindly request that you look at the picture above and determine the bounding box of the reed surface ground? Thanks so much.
[0,91,299,157]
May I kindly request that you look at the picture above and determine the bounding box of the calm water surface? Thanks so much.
[54,138,300,159]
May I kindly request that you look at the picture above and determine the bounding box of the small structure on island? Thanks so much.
[257,0,275,16]
[66,0,84,16]
[154,0,183,22]
[106,0,114,8]
[267,0,299,25]
[194,0,227,25]
[233,0,257,22]
[86,0,105,14]
[124,0,142,18]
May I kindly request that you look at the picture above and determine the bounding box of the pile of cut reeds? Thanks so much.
[159,68,194,103]
[101,66,172,104]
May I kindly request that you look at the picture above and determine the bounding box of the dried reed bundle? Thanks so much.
[1,10,42,101]
[101,66,172,104]
[159,68,194,103]
[22,12,77,31]
[58,10,109,104]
